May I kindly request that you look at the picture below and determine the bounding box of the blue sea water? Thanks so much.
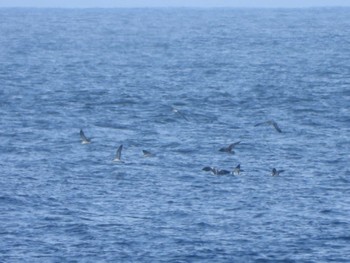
[0,7,350,262]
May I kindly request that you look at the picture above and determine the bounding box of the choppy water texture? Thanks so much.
[1,8,350,262]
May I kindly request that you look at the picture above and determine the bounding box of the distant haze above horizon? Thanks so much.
[1,0,350,8]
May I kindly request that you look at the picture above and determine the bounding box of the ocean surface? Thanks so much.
[0,7,350,262]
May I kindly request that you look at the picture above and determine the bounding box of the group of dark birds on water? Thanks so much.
[79,107,285,177]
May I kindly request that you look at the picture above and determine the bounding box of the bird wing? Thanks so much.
[172,106,189,121]
[255,120,282,133]
[176,110,189,121]
[272,122,282,133]
[80,129,88,141]
[254,121,266,127]
[142,150,152,156]
[228,141,241,151]
[116,145,123,160]
[202,166,213,172]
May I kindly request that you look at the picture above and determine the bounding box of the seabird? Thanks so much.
[233,164,243,175]
[142,150,154,157]
[202,166,214,172]
[80,129,91,144]
[219,141,241,153]
[113,145,123,162]
[254,120,282,133]
[202,167,230,175]
[271,168,284,176]
[172,106,189,121]
[216,169,231,175]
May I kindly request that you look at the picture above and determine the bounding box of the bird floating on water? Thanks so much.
[219,141,241,154]
[254,120,282,133]
[80,129,91,144]
[271,168,284,176]
[113,145,124,162]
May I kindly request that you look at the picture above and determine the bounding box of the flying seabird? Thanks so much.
[142,150,154,157]
[80,129,91,144]
[271,168,284,176]
[254,120,282,133]
[113,145,123,162]
[172,106,189,121]
[233,164,243,175]
[219,141,241,153]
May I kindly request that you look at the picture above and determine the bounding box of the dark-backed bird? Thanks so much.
[254,120,282,133]
[271,168,284,176]
[113,145,123,162]
[215,169,231,175]
[202,167,230,175]
[219,141,241,153]
[233,164,243,175]
[80,129,91,144]
[142,150,154,157]
[202,166,214,172]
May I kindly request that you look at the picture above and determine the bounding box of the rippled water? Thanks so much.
[1,8,350,262]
